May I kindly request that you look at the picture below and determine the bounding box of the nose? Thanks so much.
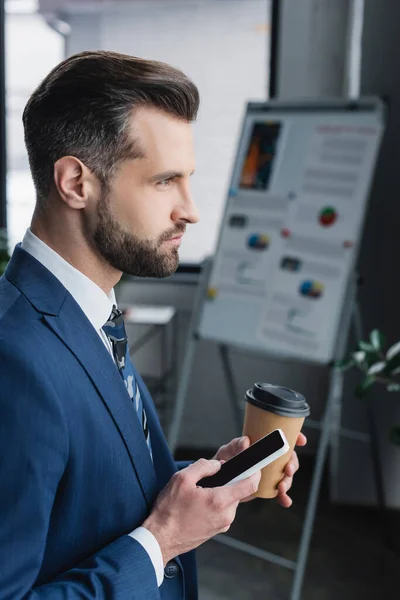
[172,185,200,225]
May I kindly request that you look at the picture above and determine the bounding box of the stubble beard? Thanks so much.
[93,193,185,278]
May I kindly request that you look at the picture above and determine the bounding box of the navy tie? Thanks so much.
[103,306,152,457]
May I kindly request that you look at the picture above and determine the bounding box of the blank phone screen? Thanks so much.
[198,430,285,488]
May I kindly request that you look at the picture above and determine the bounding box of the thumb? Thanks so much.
[226,470,261,504]
[184,458,222,484]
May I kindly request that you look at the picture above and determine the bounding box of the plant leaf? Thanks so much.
[359,340,374,353]
[355,375,376,398]
[386,340,400,361]
[368,361,386,375]
[352,351,366,365]
[353,347,381,369]
[335,358,355,370]
[365,352,382,369]
[385,351,400,373]
[370,329,385,351]
[389,426,400,446]
[387,383,400,392]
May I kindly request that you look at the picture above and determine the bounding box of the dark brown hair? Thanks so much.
[23,50,200,204]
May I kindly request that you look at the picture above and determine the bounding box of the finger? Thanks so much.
[212,443,227,460]
[296,433,307,447]
[278,476,292,494]
[284,462,295,478]
[184,458,222,484]
[226,437,250,456]
[237,436,250,451]
[284,452,299,477]
[277,479,293,505]
[277,492,293,508]
[215,437,250,462]
[225,470,261,504]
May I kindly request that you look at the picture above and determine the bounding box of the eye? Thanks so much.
[157,177,175,188]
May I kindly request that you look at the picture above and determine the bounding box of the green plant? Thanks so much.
[0,228,10,276]
[337,329,400,445]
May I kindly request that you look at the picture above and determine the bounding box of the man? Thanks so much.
[0,51,306,599]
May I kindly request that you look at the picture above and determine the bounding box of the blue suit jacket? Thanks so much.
[0,246,197,599]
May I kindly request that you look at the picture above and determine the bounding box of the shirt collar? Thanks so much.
[21,229,115,331]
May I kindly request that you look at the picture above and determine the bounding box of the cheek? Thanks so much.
[114,188,168,238]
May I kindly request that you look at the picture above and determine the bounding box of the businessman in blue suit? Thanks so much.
[0,51,306,598]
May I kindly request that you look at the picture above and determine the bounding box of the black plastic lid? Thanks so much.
[245,383,310,418]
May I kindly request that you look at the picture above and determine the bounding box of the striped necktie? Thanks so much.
[102,306,152,457]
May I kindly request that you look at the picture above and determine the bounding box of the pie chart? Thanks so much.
[247,233,270,250]
[299,280,324,299]
[319,207,338,227]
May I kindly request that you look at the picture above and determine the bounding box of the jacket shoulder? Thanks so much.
[0,275,57,371]
[0,274,23,322]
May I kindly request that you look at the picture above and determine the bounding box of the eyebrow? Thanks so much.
[148,169,195,183]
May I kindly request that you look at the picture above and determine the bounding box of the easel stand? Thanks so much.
[168,259,384,600]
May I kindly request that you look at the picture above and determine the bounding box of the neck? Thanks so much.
[31,211,122,295]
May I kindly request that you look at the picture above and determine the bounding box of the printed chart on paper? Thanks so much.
[198,100,384,363]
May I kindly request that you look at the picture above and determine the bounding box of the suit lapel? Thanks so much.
[133,369,178,489]
[6,245,160,506]
[43,294,158,506]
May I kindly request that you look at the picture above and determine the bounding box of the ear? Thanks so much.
[53,156,100,209]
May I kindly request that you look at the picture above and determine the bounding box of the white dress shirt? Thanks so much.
[21,229,164,587]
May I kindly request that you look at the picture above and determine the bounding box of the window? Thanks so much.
[5,0,63,249]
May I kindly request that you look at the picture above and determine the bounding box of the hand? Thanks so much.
[212,436,250,462]
[277,432,307,508]
[143,458,261,565]
[213,432,308,507]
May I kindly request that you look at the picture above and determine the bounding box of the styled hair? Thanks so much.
[23,50,200,204]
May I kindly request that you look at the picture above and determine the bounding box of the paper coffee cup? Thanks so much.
[242,383,310,499]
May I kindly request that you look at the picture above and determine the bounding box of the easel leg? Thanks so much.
[219,344,244,436]
[167,258,214,454]
[167,335,198,454]
[290,367,341,600]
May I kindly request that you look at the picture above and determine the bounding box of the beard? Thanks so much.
[93,194,185,278]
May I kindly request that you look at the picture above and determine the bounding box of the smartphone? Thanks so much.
[197,429,290,488]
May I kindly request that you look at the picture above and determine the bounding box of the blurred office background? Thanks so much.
[1,0,400,598]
